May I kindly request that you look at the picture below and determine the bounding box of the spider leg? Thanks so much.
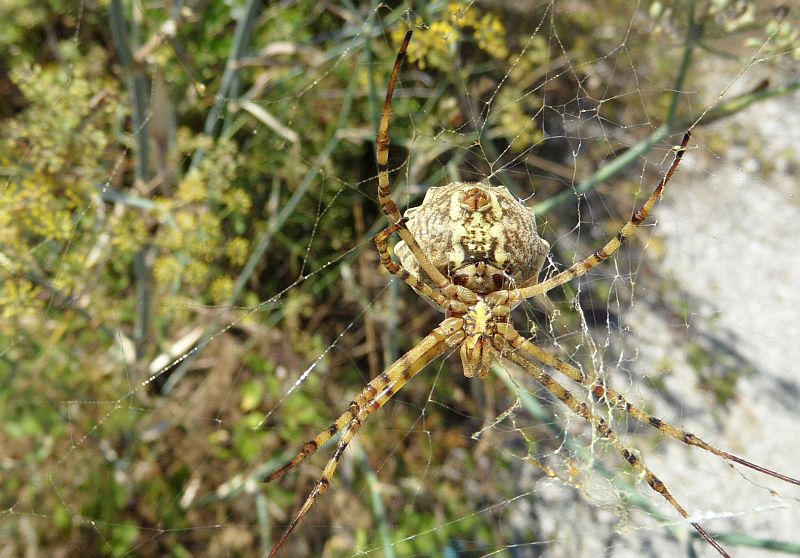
[266,317,465,557]
[376,30,413,225]
[376,30,455,293]
[512,132,691,304]
[502,346,733,558]
[498,323,800,486]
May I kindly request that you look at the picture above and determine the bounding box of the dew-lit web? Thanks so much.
[2,1,799,557]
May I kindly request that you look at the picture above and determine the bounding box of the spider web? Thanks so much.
[2,1,799,557]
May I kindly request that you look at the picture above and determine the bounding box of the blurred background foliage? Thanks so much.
[1,0,798,556]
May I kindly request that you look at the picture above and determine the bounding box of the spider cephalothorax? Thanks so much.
[395,181,549,304]
[264,30,799,558]
[459,296,506,378]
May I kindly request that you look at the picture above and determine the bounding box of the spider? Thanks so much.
[265,31,799,557]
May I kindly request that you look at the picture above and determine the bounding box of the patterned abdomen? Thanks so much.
[395,182,549,303]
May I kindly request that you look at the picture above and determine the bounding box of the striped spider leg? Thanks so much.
[375,31,479,310]
[264,318,465,557]
[508,130,691,306]
[499,342,730,556]
[497,323,800,558]
[500,325,800,486]
[375,32,455,295]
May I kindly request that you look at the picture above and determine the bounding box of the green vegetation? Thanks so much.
[1,1,798,556]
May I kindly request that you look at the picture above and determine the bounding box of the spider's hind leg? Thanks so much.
[265,318,465,557]
[503,347,733,558]
[498,322,800,487]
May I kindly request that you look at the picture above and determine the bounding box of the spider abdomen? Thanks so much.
[395,181,549,298]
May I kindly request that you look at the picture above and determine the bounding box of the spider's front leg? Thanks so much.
[514,131,691,304]
[265,317,465,557]
[375,30,469,300]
